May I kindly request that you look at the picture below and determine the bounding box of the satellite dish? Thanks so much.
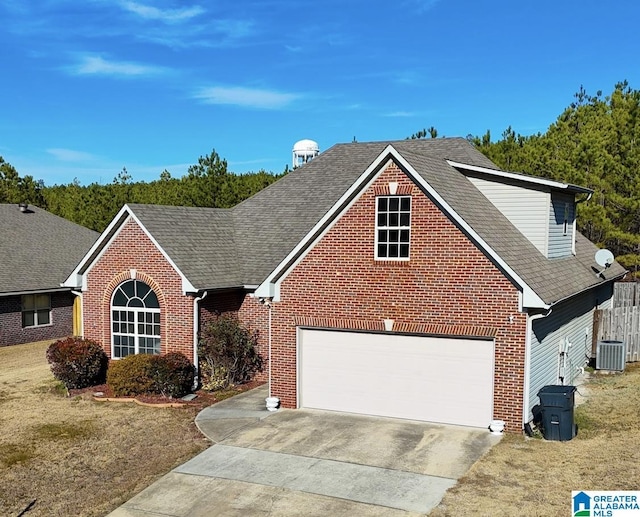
[594,249,614,278]
[595,249,614,268]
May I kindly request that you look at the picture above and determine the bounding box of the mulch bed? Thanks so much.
[68,380,265,410]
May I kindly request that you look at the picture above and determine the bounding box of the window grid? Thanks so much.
[111,280,160,358]
[375,196,411,260]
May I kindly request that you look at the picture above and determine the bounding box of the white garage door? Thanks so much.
[298,329,494,428]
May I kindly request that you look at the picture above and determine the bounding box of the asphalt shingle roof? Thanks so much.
[109,137,624,306]
[0,204,99,294]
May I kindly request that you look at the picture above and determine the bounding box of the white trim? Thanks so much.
[257,146,549,309]
[447,160,594,194]
[523,309,552,425]
[255,149,395,299]
[62,204,197,294]
[374,194,412,261]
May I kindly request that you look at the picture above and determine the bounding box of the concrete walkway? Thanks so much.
[108,386,501,516]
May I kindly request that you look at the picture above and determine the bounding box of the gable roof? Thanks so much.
[64,138,626,307]
[0,204,99,295]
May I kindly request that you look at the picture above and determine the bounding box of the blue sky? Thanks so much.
[2,0,639,186]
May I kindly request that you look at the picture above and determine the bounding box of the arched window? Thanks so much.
[111,280,160,358]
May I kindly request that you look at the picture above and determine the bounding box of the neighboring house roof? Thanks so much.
[0,204,99,295]
[64,137,626,307]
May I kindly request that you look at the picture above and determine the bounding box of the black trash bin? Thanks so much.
[537,385,577,441]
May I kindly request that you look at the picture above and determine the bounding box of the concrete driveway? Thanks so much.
[108,386,501,516]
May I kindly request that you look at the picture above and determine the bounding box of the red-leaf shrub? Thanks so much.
[46,337,108,389]
[107,353,194,398]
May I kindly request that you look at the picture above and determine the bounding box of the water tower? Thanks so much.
[292,139,319,169]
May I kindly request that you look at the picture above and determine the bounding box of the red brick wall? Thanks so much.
[0,291,74,346]
[270,162,528,431]
[83,219,195,360]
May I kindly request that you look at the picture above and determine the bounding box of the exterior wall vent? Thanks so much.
[596,340,626,371]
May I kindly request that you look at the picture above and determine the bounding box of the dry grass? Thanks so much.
[431,364,640,516]
[5,340,639,517]
[0,340,210,517]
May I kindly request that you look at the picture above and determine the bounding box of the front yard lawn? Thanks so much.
[0,340,212,516]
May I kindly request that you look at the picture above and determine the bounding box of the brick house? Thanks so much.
[64,139,625,432]
[0,204,99,346]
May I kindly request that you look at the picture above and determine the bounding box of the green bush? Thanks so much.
[46,337,108,389]
[154,352,195,398]
[107,354,157,396]
[107,353,194,398]
[198,314,263,390]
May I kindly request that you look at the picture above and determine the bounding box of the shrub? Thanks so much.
[198,314,263,390]
[107,354,157,396]
[153,352,195,398]
[107,353,194,398]
[46,337,108,389]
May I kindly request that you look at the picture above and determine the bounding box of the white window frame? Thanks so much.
[375,195,411,260]
[111,280,161,359]
[22,293,51,328]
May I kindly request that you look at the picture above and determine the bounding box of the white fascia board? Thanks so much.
[447,160,593,195]
[255,148,397,300]
[63,204,197,294]
[399,154,548,310]
[257,146,548,309]
[61,204,133,289]
[122,209,197,294]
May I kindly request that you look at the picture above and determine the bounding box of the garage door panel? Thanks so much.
[299,329,493,428]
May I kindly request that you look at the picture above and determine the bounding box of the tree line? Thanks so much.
[412,81,640,274]
[3,81,640,272]
[0,150,285,232]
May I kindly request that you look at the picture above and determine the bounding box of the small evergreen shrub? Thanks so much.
[107,354,157,396]
[153,352,195,398]
[107,353,194,398]
[198,314,263,390]
[46,337,108,389]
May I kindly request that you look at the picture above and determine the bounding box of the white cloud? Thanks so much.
[47,148,96,162]
[407,0,441,13]
[70,55,166,77]
[194,86,300,109]
[383,111,415,118]
[119,1,204,23]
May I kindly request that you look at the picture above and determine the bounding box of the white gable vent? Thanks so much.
[596,340,626,371]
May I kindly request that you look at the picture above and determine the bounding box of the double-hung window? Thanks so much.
[376,196,411,260]
[22,294,51,327]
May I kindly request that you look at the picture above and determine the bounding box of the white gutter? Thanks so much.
[192,291,208,388]
[447,160,594,194]
[523,308,552,426]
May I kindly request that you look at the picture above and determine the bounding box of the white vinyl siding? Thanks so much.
[468,176,549,255]
[548,192,575,258]
[527,284,613,418]
[298,329,494,428]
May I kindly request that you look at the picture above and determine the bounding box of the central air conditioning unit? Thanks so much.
[596,340,626,371]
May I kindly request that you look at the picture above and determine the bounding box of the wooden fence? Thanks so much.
[594,306,640,362]
[613,282,640,308]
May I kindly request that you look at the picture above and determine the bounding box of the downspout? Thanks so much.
[523,308,552,428]
[259,297,279,409]
[192,291,208,388]
[268,299,273,398]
